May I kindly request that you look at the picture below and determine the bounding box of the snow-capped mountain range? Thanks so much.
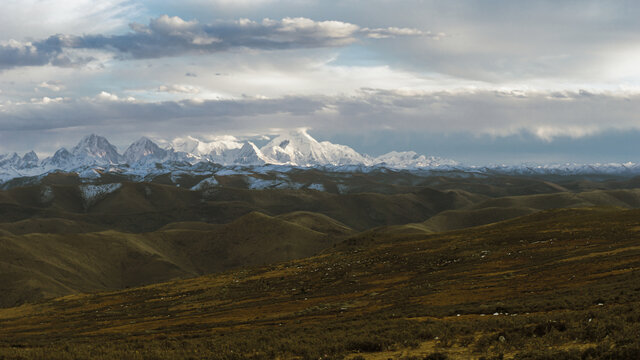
[1,129,640,185]
[0,129,455,174]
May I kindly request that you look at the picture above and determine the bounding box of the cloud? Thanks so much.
[156,84,200,94]
[0,40,60,69]
[199,0,282,7]
[94,15,362,57]
[0,0,140,40]
[0,93,324,133]
[361,27,444,40]
[2,88,640,141]
[0,15,436,69]
[29,96,66,105]
[325,89,640,141]
[0,37,96,70]
[37,81,64,92]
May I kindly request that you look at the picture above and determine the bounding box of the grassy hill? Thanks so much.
[417,188,640,233]
[1,208,639,359]
[0,211,351,307]
[0,182,484,232]
[5,180,640,309]
[3,174,640,359]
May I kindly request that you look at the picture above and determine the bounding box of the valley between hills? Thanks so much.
[1,171,640,359]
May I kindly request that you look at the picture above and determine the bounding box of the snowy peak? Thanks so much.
[169,135,243,157]
[0,151,39,169]
[374,151,458,168]
[17,151,39,169]
[42,148,74,168]
[0,153,21,168]
[71,134,123,164]
[123,137,168,164]
[0,130,464,185]
[4,130,640,186]
[169,136,206,155]
[260,129,368,166]
[204,136,244,157]
[232,142,268,165]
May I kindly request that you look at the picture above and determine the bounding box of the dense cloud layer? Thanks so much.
[2,89,639,148]
[0,15,426,69]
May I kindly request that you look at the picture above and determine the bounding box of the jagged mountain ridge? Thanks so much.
[3,130,640,186]
[0,129,456,173]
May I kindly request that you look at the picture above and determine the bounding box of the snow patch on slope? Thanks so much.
[246,177,284,190]
[245,176,304,190]
[191,176,219,191]
[79,183,122,208]
[308,183,326,191]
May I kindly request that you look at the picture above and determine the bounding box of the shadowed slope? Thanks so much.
[0,211,347,307]
[0,218,104,235]
[0,182,485,232]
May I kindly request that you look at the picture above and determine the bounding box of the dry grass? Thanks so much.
[0,208,639,358]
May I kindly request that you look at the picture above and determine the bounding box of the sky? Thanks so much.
[1,0,640,165]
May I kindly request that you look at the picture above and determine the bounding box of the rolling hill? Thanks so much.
[0,211,351,307]
[0,182,485,232]
[5,177,640,309]
[1,208,639,359]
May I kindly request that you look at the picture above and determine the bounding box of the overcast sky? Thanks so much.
[1,0,639,165]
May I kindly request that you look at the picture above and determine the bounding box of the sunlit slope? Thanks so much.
[418,188,640,232]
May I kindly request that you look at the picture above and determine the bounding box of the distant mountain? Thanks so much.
[16,151,39,169]
[232,142,268,165]
[41,148,74,169]
[0,153,20,168]
[169,135,243,162]
[0,130,459,176]
[123,137,169,164]
[0,152,37,170]
[2,130,639,186]
[71,134,123,165]
[260,129,369,166]
[373,151,458,168]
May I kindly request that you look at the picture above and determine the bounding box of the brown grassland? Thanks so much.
[0,207,639,359]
